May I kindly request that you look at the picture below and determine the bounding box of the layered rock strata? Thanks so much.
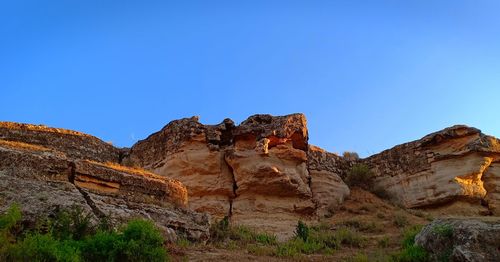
[0,122,209,240]
[307,145,351,217]
[125,114,352,237]
[364,125,500,215]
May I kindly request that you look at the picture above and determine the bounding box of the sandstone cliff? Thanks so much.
[364,125,500,215]
[125,114,352,237]
[0,122,209,240]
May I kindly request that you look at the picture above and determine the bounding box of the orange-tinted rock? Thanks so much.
[0,125,209,240]
[125,117,235,219]
[364,125,500,215]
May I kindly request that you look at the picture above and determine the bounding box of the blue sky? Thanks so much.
[1,1,499,157]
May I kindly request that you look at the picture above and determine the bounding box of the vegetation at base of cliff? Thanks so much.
[209,218,366,258]
[345,163,375,189]
[391,225,429,262]
[0,204,168,262]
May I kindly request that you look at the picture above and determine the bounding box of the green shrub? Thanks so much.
[393,225,429,262]
[0,204,169,262]
[432,224,453,238]
[346,164,374,189]
[81,230,125,261]
[394,245,429,262]
[0,204,22,260]
[119,219,168,262]
[295,220,309,242]
[334,227,365,248]
[48,206,94,240]
[0,204,22,231]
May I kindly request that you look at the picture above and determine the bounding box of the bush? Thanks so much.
[295,221,309,242]
[432,224,453,238]
[392,225,429,262]
[0,204,169,262]
[343,151,360,161]
[48,206,94,240]
[346,164,374,189]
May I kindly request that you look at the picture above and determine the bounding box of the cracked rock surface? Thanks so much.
[0,122,209,241]
[364,125,500,215]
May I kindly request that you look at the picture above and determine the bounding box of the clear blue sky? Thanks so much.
[1,1,499,157]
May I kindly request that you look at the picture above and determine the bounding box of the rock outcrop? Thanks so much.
[307,145,351,217]
[415,218,500,262]
[125,114,353,238]
[124,117,236,219]
[225,114,314,236]
[364,125,500,215]
[0,122,209,240]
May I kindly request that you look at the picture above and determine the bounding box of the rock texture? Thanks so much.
[364,125,500,215]
[124,117,236,219]
[307,145,351,217]
[225,114,314,237]
[0,122,209,240]
[125,114,353,238]
[415,218,500,262]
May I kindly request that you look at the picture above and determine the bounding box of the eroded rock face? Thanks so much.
[125,117,236,219]
[307,146,351,217]
[0,124,210,240]
[225,114,315,237]
[126,114,353,238]
[415,218,500,262]
[364,125,500,215]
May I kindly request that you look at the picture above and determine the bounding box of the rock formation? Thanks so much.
[3,115,499,242]
[364,125,500,215]
[307,145,351,217]
[415,218,500,262]
[125,114,352,237]
[0,122,209,240]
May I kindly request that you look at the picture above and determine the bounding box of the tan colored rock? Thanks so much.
[225,114,315,238]
[125,117,235,219]
[0,126,210,240]
[0,122,120,162]
[307,145,351,217]
[365,125,500,215]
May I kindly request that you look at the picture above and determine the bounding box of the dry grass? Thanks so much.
[0,121,91,137]
[88,161,162,179]
[0,139,51,152]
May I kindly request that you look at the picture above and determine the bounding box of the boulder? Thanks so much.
[415,218,500,262]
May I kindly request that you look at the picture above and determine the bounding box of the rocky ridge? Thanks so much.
[1,115,500,242]
[364,125,500,215]
[0,122,209,240]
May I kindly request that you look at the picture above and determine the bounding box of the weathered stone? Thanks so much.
[307,145,351,217]
[0,130,210,240]
[125,117,235,219]
[126,113,353,238]
[415,218,500,262]
[364,125,500,215]
[0,122,120,162]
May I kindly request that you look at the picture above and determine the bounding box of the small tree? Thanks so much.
[295,221,309,242]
